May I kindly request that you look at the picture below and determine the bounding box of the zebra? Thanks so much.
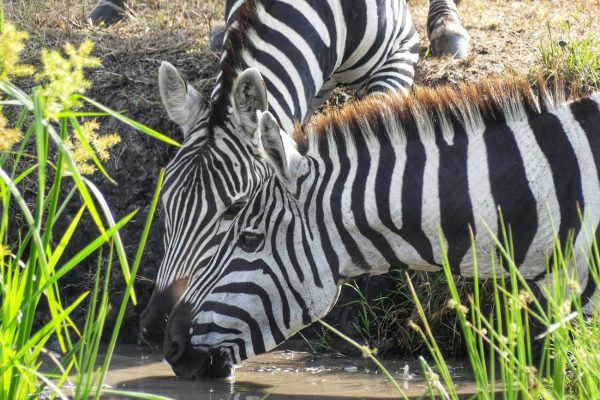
[88,0,469,59]
[141,0,422,346]
[88,0,125,25]
[140,0,470,348]
[162,74,600,378]
[88,0,238,50]
[91,0,468,347]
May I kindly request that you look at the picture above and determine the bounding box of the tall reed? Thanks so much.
[0,12,176,399]
[323,220,600,399]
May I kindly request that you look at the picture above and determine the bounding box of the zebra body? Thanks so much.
[141,0,423,347]
[164,76,600,378]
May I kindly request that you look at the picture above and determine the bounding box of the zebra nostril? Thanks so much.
[163,301,198,376]
[164,330,189,365]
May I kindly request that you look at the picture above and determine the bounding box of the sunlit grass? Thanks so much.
[322,220,600,399]
[341,271,468,357]
[0,13,175,400]
[539,15,600,92]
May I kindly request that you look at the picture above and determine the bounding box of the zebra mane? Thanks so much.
[210,0,264,124]
[294,76,575,152]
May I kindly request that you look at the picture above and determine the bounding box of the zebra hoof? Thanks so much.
[88,0,126,26]
[429,22,470,59]
[208,24,227,53]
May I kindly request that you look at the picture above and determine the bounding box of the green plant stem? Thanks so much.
[93,168,166,400]
[318,319,409,400]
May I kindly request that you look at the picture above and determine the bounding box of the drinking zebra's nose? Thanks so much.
[139,279,188,349]
[164,301,233,379]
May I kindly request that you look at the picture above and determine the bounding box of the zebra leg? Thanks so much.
[427,0,469,59]
[361,41,419,96]
[88,0,126,26]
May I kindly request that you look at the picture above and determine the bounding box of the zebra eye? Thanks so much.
[239,231,264,252]
[223,201,246,220]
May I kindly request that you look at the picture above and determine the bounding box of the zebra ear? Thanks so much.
[232,68,268,139]
[258,111,302,182]
[158,61,206,139]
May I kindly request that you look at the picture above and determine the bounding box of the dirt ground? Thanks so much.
[4,0,600,347]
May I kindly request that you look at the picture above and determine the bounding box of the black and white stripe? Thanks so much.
[210,0,423,132]
[165,78,600,377]
[141,0,431,346]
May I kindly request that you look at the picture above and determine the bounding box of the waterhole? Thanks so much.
[98,342,480,399]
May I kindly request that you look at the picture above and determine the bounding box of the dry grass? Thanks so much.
[411,0,600,88]
[5,0,224,111]
[5,0,599,111]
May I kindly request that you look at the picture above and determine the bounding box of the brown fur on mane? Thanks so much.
[293,75,579,149]
[211,0,264,122]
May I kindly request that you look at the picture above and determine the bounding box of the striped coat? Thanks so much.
[141,0,424,347]
[164,76,600,378]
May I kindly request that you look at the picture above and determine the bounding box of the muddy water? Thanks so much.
[101,342,479,399]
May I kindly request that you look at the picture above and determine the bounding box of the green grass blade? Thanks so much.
[82,175,137,304]
[0,81,34,110]
[46,122,108,237]
[81,95,181,147]
[11,163,38,186]
[47,204,86,270]
[93,169,165,400]
[14,210,137,316]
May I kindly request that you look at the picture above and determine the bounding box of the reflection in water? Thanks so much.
[102,343,476,399]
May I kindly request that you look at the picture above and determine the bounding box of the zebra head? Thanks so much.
[140,62,271,348]
[164,111,341,378]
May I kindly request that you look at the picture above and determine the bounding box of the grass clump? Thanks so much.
[322,220,600,399]
[343,271,470,357]
[0,20,34,80]
[36,39,101,120]
[539,15,600,92]
[0,13,174,400]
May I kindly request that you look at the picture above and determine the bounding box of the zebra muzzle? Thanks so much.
[164,302,233,378]
[140,279,190,349]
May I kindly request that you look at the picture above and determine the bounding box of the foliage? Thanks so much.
[323,221,600,399]
[342,271,470,357]
[36,40,101,120]
[539,15,600,92]
[0,15,174,400]
[0,21,34,81]
[0,111,21,151]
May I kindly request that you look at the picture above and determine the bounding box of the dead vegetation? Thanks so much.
[5,0,599,111]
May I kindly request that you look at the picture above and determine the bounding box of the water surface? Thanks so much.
[102,342,477,399]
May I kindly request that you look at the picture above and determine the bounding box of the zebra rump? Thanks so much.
[165,74,600,378]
